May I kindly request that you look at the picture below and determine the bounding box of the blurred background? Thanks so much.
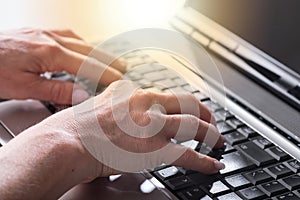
[0,0,185,42]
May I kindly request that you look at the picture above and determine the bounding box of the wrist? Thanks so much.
[0,118,100,200]
[35,118,100,184]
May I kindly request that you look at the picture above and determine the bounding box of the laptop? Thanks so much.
[0,0,299,199]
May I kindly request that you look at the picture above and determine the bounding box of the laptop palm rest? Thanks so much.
[0,100,52,136]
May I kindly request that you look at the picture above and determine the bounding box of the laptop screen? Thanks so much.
[187,0,300,75]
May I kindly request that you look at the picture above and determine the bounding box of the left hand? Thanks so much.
[0,28,126,104]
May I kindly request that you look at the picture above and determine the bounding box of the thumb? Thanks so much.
[32,78,89,105]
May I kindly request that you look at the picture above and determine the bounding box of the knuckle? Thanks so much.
[35,42,61,58]
[187,114,200,125]
[49,82,64,102]
[134,90,154,102]
[35,43,62,68]
[65,29,75,35]
[181,148,195,163]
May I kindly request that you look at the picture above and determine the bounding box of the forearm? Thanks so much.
[0,123,95,200]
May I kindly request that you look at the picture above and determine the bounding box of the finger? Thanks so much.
[28,75,89,104]
[168,144,225,174]
[45,31,127,72]
[156,93,216,125]
[51,47,122,85]
[163,114,225,148]
[47,29,83,40]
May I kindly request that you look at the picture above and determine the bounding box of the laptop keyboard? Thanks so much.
[38,45,300,199]
[119,51,299,199]
[0,24,286,199]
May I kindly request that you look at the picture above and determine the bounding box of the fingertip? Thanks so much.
[213,160,225,170]
[72,87,90,105]
[112,58,127,72]
[101,67,123,85]
[193,155,224,174]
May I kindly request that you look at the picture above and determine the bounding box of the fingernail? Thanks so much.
[214,160,225,170]
[72,89,89,104]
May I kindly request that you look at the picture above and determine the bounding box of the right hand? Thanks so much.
[40,80,226,180]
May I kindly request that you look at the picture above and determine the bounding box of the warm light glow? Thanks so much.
[0,0,186,41]
[116,0,186,27]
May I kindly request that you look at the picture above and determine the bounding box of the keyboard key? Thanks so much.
[217,192,243,200]
[187,172,216,185]
[177,186,206,200]
[165,87,188,94]
[200,180,230,197]
[226,117,245,129]
[199,195,212,200]
[193,92,209,101]
[173,78,188,86]
[264,164,294,179]
[126,57,149,69]
[215,109,234,121]
[137,79,152,88]
[181,140,199,150]
[219,151,255,175]
[279,174,300,190]
[237,186,267,200]
[144,71,166,81]
[177,167,198,176]
[293,189,300,197]
[235,141,276,166]
[165,176,193,191]
[155,79,177,89]
[217,121,235,134]
[223,131,247,145]
[266,146,290,161]
[273,192,300,200]
[125,71,142,81]
[202,100,223,112]
[284,160,300,173]
[244,170,273,185]
[252,136,273,149]
[183,85,197,93]
[214,113,224,123]
[224,143,235,154]
[154,166,180,180]
[197,143,213,155]
[143,87,162,93]
[237,126,258,138]
[258,180,288,197]
[288,86,300,100]
[161,70,179,79]
[224,174,251,190]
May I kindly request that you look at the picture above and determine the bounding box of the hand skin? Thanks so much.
[0,81,226,200]
[0,28,126,104]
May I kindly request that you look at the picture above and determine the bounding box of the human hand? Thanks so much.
[0,28,126,104]
[0,81,225,199]
[42,80,225,180]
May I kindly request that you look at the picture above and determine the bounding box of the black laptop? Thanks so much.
[0,0,299,199]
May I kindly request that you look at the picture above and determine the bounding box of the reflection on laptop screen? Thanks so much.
[187,0,300,75]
